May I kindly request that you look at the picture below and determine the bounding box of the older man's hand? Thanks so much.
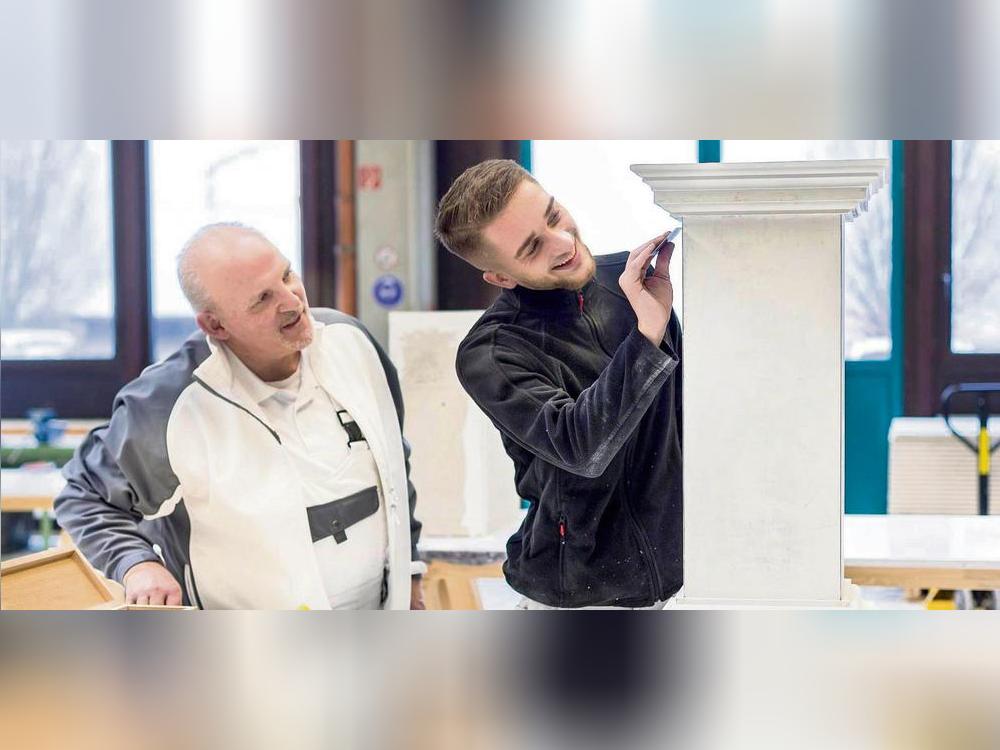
[410,576,426,610]
[123,561,183,606]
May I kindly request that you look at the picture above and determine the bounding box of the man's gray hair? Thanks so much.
[176,221,270,312]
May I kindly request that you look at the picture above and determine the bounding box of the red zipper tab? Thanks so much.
[559,520,566,539]
[577,291,584,313]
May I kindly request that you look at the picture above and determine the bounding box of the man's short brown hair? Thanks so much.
[434,159,536,266]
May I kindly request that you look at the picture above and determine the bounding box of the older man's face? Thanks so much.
[198,234,313,370]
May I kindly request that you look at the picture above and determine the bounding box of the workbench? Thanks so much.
[420,513,1000,609]
[844,514,1000,590]
[1,467,66,550]
[0,467,64,513]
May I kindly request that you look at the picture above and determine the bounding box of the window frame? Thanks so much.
[1,140,336,419]
[1,140,151,418]
[434,140,523,311]
[903,140,1000,416]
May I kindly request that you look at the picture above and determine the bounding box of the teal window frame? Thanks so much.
[844,141,904,513]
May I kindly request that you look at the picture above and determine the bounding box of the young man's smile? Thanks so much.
[480,180,597,291]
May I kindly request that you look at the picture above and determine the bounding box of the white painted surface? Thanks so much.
[681,213,845,603]
[388,311,521,538]
[634,159,886,607]
[844,514,1000,566]
[889,416,1000,439]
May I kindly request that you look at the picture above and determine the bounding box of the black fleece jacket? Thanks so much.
[456,252,683,607]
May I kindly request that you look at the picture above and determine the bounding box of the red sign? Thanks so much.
[358,164,383,191]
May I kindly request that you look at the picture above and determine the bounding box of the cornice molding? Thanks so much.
[631,159,888,218]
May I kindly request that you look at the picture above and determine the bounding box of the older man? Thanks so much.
[55,223,425,609]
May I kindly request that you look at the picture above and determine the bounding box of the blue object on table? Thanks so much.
[26,408,64,445]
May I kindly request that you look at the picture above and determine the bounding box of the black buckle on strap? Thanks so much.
[337,409,366,445]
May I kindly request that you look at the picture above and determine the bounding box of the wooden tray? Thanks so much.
[113,604,194,611]
[1,547,116,610]
[423,560,504,610]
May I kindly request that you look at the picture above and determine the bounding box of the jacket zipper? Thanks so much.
[579,288,658,601]
[577,291,614,358]
[558,513,567,608]
[622,446,663,602]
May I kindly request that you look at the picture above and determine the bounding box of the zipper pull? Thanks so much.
[577,291,584,313]
[559,517,566,540]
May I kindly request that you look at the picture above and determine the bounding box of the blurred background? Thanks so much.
[1,613,1000,750]
[1,2,999,747]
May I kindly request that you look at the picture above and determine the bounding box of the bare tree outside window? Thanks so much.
[723,141,893,361]
[149,140,302,361]
[951,140,1000,354]
[531,140,698,321]
[0,140,115,359]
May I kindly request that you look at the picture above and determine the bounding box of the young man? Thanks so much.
[435,159,682,608]
[55,223,425,609]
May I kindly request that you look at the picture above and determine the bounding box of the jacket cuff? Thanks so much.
[658,332,679,360]
[629,326,675,366]
[410,560,428,577]
[113,549,163,585]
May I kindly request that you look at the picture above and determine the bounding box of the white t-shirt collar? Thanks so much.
[223,344,318,408]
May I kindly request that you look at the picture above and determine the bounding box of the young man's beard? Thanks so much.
[492,228,597,292]
[550,230,596,290]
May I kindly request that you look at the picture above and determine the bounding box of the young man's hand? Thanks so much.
[410,576,426,610]
[619,233,675,346]
[123,560,183,606]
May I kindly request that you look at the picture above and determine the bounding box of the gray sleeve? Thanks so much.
[53,333,205,584]
[55,423,163,584]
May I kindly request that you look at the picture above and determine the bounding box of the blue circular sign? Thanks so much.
[373,274,404,307]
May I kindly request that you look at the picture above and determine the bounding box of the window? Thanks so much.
[3,140,331,419]
[148,140,303,361]
[903,140,1000,416]
[951,140,1000,354]
[1,140,115,360]
[722,140,894,361]
[530,140,697,318]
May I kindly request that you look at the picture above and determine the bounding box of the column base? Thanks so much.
[664,580,863,609]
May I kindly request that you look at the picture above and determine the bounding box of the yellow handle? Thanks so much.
[979,427,991,476]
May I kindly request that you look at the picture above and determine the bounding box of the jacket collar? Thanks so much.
[192,316,328,404]
[507,279,596,314]
[223,344,320,408]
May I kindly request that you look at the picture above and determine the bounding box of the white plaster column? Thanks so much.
[632,159,887,606]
